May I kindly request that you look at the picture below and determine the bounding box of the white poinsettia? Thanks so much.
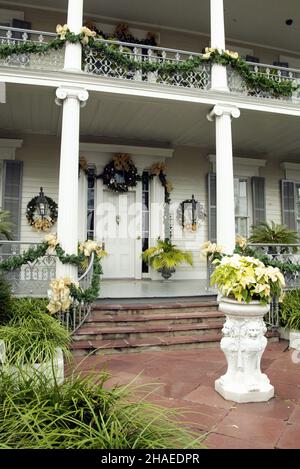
[201,241,224,257]
[211,254,285,304]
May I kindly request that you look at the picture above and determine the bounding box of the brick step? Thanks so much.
[70,329,279,356]
[70,333,223,356]
[92,301,219,316]
[86,310,224,327]
[74,321,225,341]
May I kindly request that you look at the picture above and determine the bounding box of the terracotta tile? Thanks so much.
[214,411,286,446]
[268,368,300,386]
[276,424,300,449]
[274,382,300,401]
[234,398,295,420]
[288,406,300,425]
[150,398,228,431]
[183,385,235,409]
[205,432,273,449]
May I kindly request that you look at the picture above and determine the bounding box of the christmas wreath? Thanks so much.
[26,195,58,232]
[98,154,140,192]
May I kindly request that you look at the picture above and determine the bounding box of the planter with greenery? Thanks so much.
[279,289,300,350]
[0,298,70,385]
[142,238,193,280]
[211,254,285,403]
[248,221,299,251]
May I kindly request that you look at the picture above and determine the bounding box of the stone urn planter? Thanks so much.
[158,267,176,280]
[215,297,274,403]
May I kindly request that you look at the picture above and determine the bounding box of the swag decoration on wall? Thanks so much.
[149,162,173,204]
[97,154,140,192]
[26,187,58,232]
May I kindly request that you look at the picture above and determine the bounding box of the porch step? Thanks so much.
[85,310,223,327]
[70,333,224,355]
[74,321,225,341]
[70,299,279,356]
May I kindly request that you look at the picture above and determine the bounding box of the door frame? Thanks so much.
[79,143,174,280]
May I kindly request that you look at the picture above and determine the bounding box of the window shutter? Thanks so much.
[252,176,266,226]
[2,160,23,239]
[281,180,296,230]
[208,172,216,242]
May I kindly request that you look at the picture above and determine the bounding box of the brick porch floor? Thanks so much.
[71,340,300,449]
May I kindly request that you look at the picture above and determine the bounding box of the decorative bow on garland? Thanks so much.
[113,153,131,171]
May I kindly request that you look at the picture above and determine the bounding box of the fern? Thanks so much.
[0,210,13,240]
[142,239,193,270]
[249,221,299,245]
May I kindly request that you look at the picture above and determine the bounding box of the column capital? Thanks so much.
[55,87,89,107]
[207,104,240,122]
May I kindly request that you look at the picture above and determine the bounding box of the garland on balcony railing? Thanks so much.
[0,25,298,98]
[0,235,106,310]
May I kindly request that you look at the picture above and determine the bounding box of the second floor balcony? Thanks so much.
[1,24,300,104]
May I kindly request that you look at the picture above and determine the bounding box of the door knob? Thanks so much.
[116,215,120,225]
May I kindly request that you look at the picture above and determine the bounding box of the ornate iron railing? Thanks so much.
[0,241,56,296]
[0,241,95,333]
[58,252,95,333]
[0,26,64,71]
[83,38,211,90]
[228,61,300,102]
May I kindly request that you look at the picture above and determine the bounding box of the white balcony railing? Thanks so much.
[1,26,300,102]
[0,26,64,71]
[83,38,211,90]
[228,61,300,102]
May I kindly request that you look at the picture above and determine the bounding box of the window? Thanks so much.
[234,177,249,237]
[87,168,95,240]
[142,172,150,274]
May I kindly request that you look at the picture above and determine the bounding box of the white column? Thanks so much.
[210,0,228,91]
[207,104,240,254]
[64,0,83,71]
[55,87,89,280]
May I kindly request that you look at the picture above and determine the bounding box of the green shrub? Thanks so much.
[249,221,299,245]
[280,289,300,331]
[0,297,70,364]
[0,275,12,325]
[0,372,202,449]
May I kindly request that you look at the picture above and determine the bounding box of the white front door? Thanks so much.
[100,190,137,278]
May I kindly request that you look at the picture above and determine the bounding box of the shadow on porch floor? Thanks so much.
[99,279,216,300]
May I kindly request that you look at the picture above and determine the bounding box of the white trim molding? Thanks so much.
[208,154,266,177]
[281,162,300,181]
[0,138,23,159]
[79,143,174,159]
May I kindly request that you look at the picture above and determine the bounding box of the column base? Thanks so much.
[215,377,274,403]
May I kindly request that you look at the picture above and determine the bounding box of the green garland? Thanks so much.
[0,29,297,98]
[0,241,101,304]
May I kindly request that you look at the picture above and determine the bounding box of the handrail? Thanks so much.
[246,60,300,75]
[248,243,300,247]
[93,37,204,57]
[78,251,94,282]
[0,25,56,37]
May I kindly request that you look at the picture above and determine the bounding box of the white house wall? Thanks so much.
[11,134,290,279]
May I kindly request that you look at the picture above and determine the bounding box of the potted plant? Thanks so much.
[279,289,300,350]
[142,238,193,280]
[211,254,285,403]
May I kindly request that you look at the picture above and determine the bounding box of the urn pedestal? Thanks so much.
[215,297,274,403]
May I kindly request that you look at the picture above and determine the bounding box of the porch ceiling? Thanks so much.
[1,83,300,161]
[3,0,300,53]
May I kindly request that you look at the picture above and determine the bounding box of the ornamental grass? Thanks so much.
[0,370,202,449]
